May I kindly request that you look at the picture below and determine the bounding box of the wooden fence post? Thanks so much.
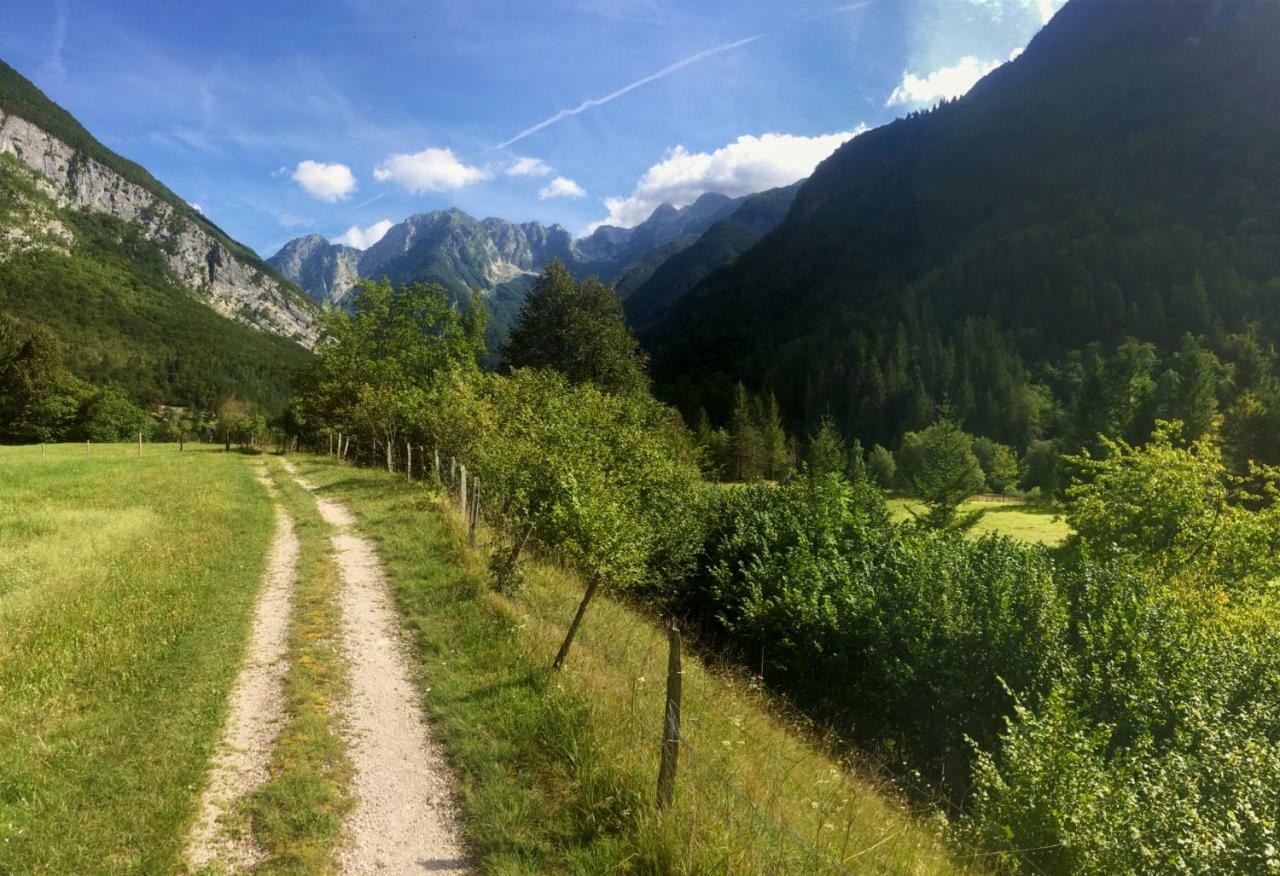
[468,478,480,548]
[657,624,683,810]
[434,447,441,479]
[459,465,468,519]
[138,431,143,456]
[406,442,413,481]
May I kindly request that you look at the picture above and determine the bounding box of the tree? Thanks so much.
[806,416,846,477]
[1065,420,1280,594]
[295,278,486,467]
[76,385,150,442]
[973,436,1020,494]
[501,262,649,395]
[0,324,83,442]
[217,398,256,449]
[759,392,790,479]
[1019,439,1061,500]
[728,384,764,481]
[898,417,985,529]
[846,437,868,483]
[868,444,896,489]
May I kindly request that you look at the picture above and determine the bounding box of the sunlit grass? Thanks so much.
[0,442,273,874]
[287,453,971,874]
[888,494,1072,545]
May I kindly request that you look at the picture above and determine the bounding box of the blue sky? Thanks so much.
[1,0,1060,256]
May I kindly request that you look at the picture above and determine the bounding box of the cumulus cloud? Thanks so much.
[332,219,394,249]
[188,202,203,214]
[538,176,586,200]
[505,156,553,177]
[373,147,491,193]
[590,129,864,230]
[885,53,1015,107]
[291,160,357,201]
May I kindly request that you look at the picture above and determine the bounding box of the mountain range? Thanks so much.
[267,186,799,349]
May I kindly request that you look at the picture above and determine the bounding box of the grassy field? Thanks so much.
[0,443,273,874]
[285,454,970,874]
[887,494,1072,545]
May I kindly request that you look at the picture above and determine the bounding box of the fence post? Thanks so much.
[657,624,683,810]
[138,431,143,456]
[468,478,480,548]
[406,442,413,481]
[459,465,468,520]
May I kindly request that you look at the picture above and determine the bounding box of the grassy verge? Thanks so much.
[285,453,969,874]
[888,494,1071,545]
[241,462,352,874]
[0,443,272,873]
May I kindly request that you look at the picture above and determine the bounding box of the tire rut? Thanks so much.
[280,458,468,874]
[187,469,298,871]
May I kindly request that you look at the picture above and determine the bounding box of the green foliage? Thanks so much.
[805,416,846,477]
[295,278,485,461]
[674,469,1066,796]
[867,443,896,489]
[973,437,1020,494]
[1018,439,1060,498]
[501,261,648,396]
[77,385,151,442]
[1065,420,1280,594]
[898,418,986,529]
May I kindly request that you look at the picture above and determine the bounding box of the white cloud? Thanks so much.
[505,156,553,177]
[332,219,394,249]
[885,55,1006,107]
[538,176,586,200]
[291,160,357,201]
[590,129,864,230]
[373,147,491,193]
[188,202,203,214]
[966,0,1064,25]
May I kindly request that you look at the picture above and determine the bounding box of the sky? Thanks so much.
[0,0,1062,257]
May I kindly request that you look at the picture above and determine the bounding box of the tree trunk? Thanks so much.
[406,442,413,481]
[553,573,602,670]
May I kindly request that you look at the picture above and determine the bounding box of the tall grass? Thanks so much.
[286,453,969,874]
[0,444,273,873]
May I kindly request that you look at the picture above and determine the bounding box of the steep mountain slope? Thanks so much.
[623,182,800,331]
[0,60,318,345]
[0,59,318,412]
[646,0,1280,447]
[268,235,360,307]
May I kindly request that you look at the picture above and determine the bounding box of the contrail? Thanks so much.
[494,34,761,150]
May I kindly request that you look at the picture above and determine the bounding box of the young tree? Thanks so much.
[501,262,649,395]
[898,417,985,529]
[868,443,897,489]
[728,384,763,481]
[806,416,846,477]
[759,392,790,479]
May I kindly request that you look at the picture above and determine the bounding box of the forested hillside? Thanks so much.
[0,61,315,434]
[646,0,1280,463]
